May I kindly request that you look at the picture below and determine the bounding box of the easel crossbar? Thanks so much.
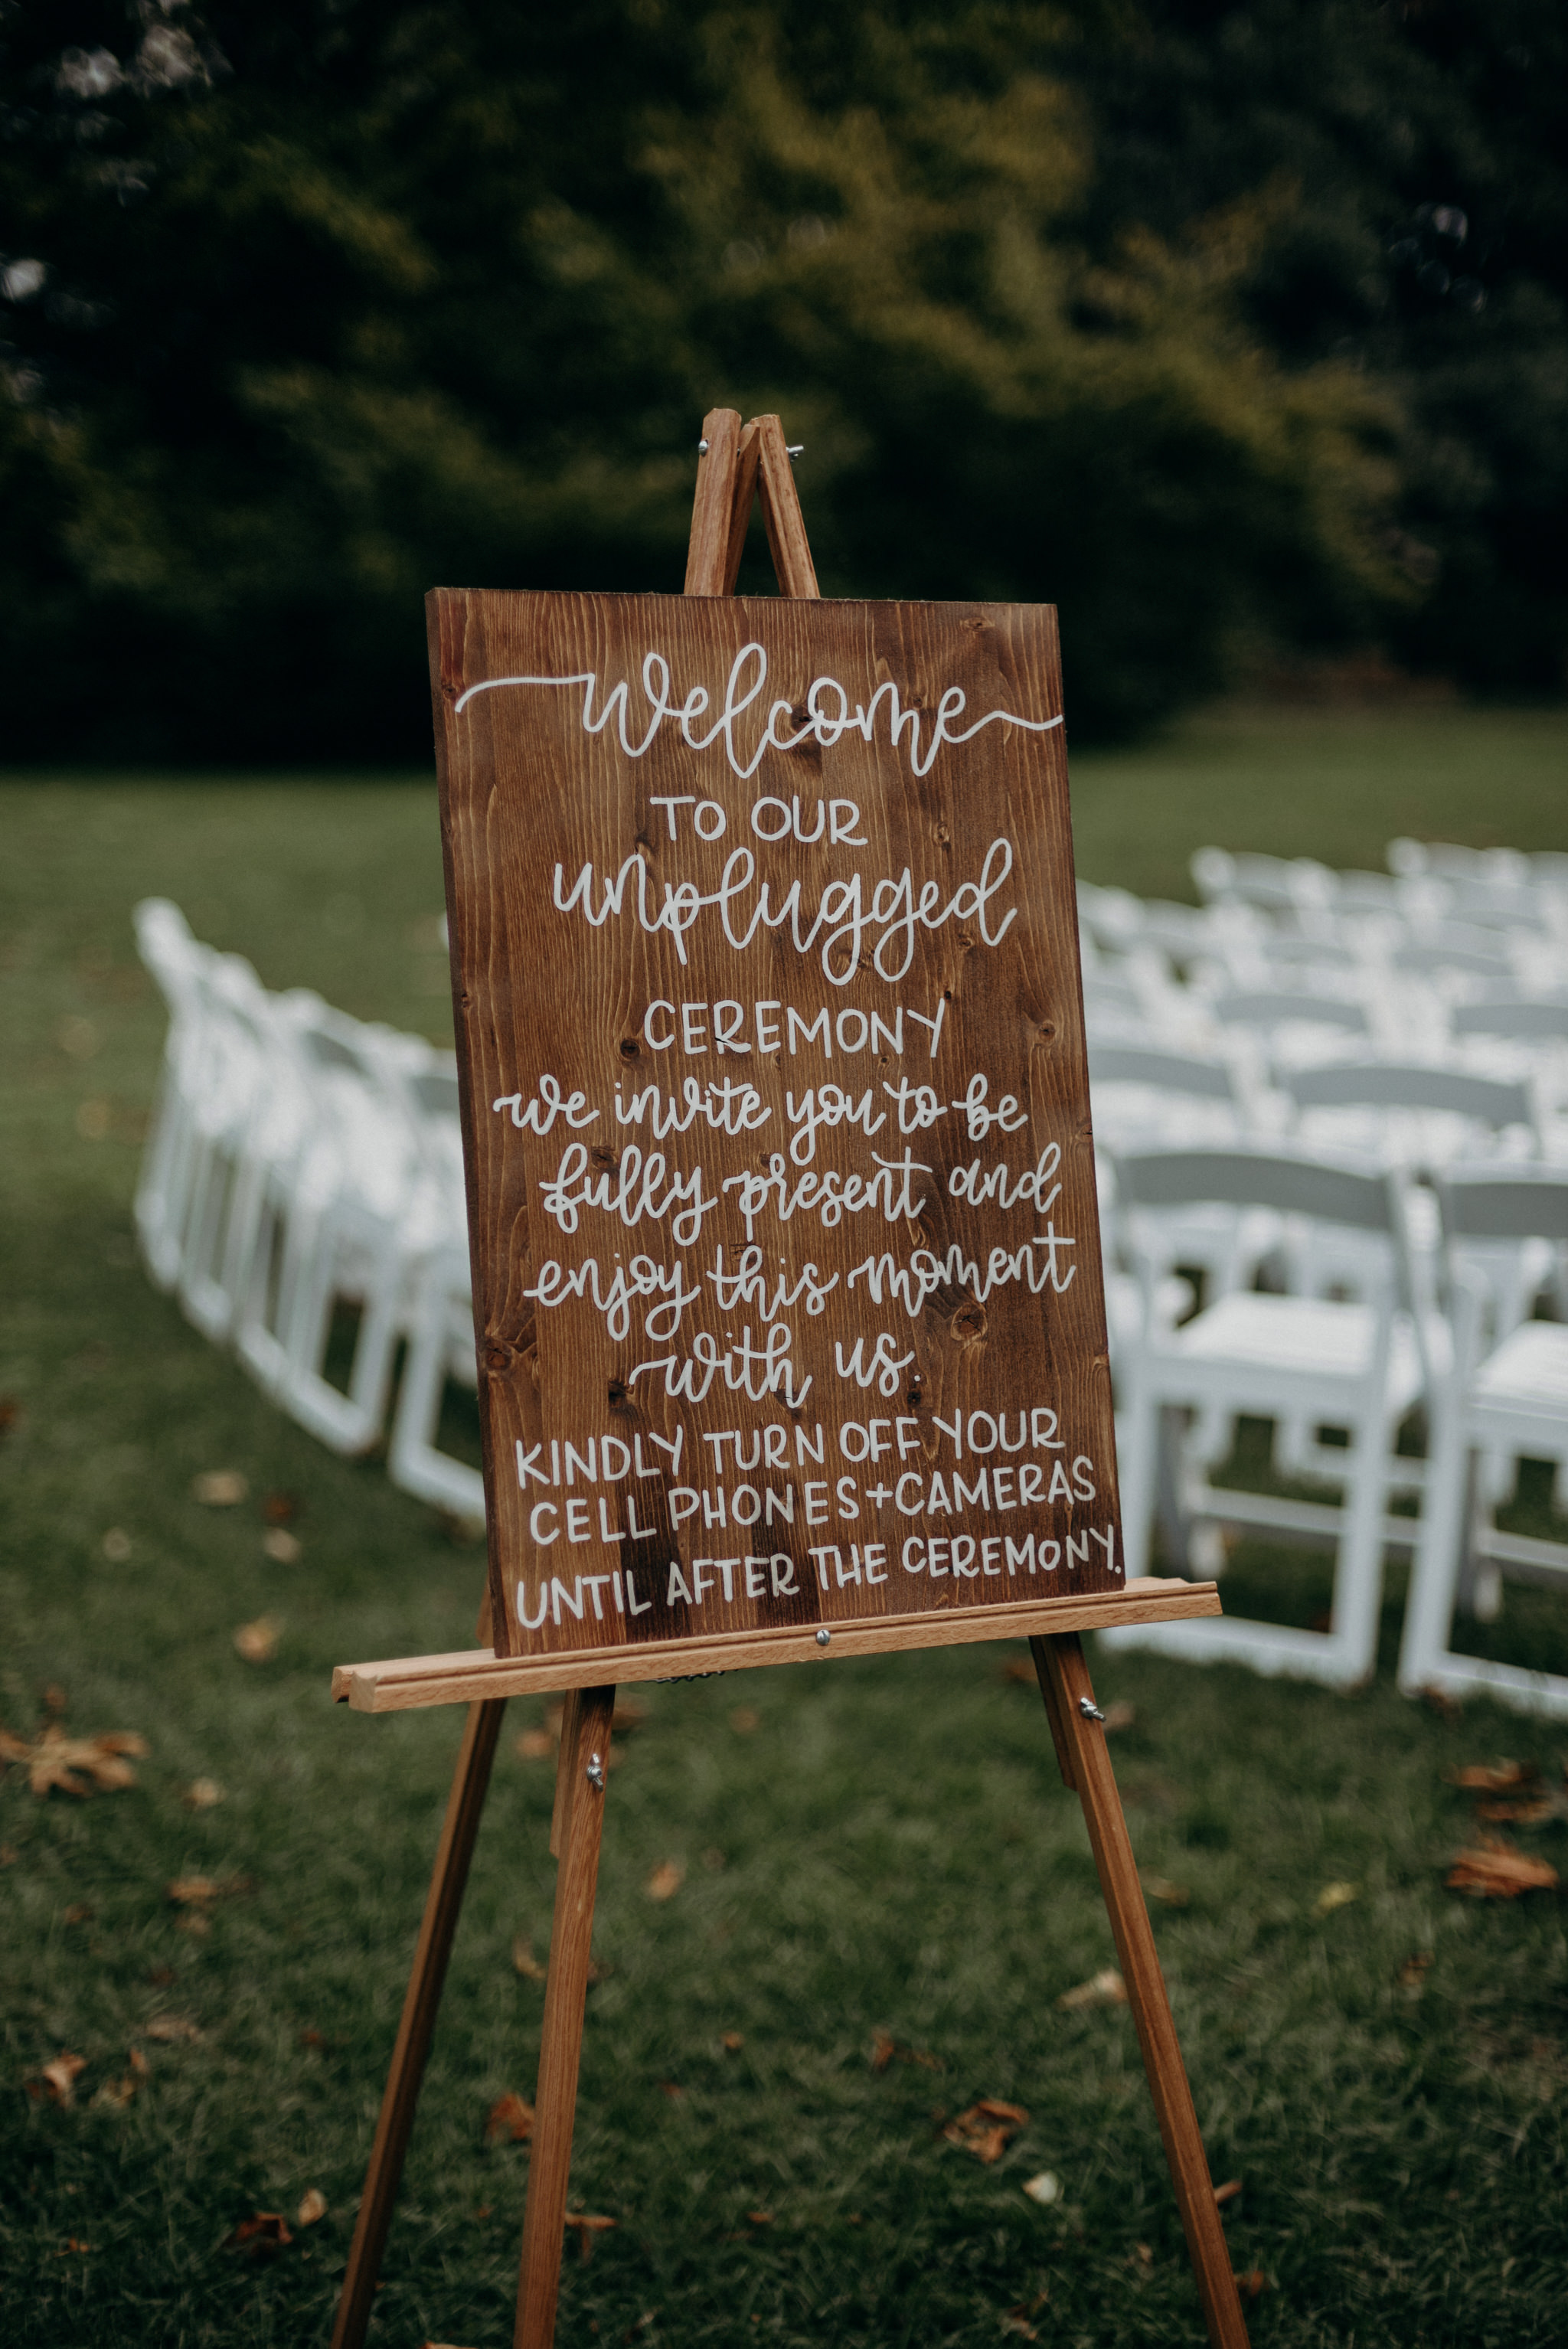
[333,1583,1221,1712]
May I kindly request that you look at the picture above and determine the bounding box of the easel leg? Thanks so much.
[1030,1635,1250,2349]
[514,1683,616,2349]
[331,1696,508,2349]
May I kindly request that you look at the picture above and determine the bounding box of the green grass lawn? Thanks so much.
[4,705,1568,2348]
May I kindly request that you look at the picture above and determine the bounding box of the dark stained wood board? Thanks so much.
[428,589,1120,1662]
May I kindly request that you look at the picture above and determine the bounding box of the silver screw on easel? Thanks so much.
[585,1753,606,1789]
[815,1628,831,1647]
[1078,1698,1106,1723]
[697,438,709,454]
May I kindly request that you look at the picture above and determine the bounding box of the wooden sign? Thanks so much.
[429,589,1123,1668]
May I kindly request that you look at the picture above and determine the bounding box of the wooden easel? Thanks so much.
[328,413,1250,2349]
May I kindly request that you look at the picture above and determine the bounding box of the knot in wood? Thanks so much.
[950,1304,987,1344]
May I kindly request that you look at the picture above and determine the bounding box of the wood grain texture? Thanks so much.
[684,410,743,597]
[752,413,819,597]
[430,587,1118,1671]
[331,1583,1220,1711]
[514,1684,616,2349]
[724,418,763,595]
[328,1696,508,2349]
[1034,1634,1251,2349]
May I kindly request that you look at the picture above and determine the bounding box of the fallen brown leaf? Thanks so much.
[233,1616,283,1664]
[0,1844,18,1865]
[0,1722,149,1798]
[182,1777,225,1811]
[263,1490,302,1525]
[93,2050,149,2108]
[645,1860,683,1901]
[745,2209,773,2226]
[63,1902,93,1926]
[511,1935,548,1981]
[721,2030,744,2052]
[194,1469,249,1507]
[1102,1700,1136,1732]
[1447,1760,1538,1793]
[1476,1795,1559,1825]
[730,1705,761,1733]
[226,2211,292,2253]
[563,2211,616,2261]
[1420,1686,1463,1723]
[297,2187,328,2227]
[300,2028,327,2049]
[1446,1837,1560,1898]
[611,1700,648,1733]
[58,2237,93,2255]
[485,2090,534,2144]
[145,2013,201,2042]
[261,1528,302,1566]
[0,1395,19,1436]
[514,1728,556,1761]
[658,2079,684,2100]
[1214,2178,1243,2208]
[943,2097,1028,2163]
[167,1874,253,1907]
[1057,1968,1127,2012]
[1001,1659,1035,1686]
[28,2051,86,2106]
[1234,2269,1269,2298]
[1396,1952,1433,1992]
[871,2027,943,2073]
[1142,1874,1190,1908]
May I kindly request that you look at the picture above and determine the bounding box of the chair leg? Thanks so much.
[1326,1417,1390,1684]
[1397,1417,1472,1698]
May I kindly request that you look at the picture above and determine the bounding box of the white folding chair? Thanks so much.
[1398,1168,1568,1719]
[247,1011,433,1454]
[1102,1146,1428,1687]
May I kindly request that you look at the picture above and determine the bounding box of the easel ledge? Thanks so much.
[332,1580,1220,1711]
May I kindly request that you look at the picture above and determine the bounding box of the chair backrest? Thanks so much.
[1087,1043,1236,1104]
[1393,939,1512,980]
[1191,848,1333,913]
[1210,989,1369,1034]
[1282,1060,1533,1129]
[1437,1167,1568,1244]
[1452,996,1568,1044]
[1115,1145,1395,1232]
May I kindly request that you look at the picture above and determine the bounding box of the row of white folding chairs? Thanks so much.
[132,900,485,1522]
[1098,1145,1568,1718]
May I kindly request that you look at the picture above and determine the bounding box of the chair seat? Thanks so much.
[1472,1321,1568,1445]
[1165,1292,1426,1416]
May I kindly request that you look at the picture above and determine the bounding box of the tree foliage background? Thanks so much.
[0,0,1563,760]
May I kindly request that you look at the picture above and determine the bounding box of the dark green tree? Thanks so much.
[0,1,1558,760]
